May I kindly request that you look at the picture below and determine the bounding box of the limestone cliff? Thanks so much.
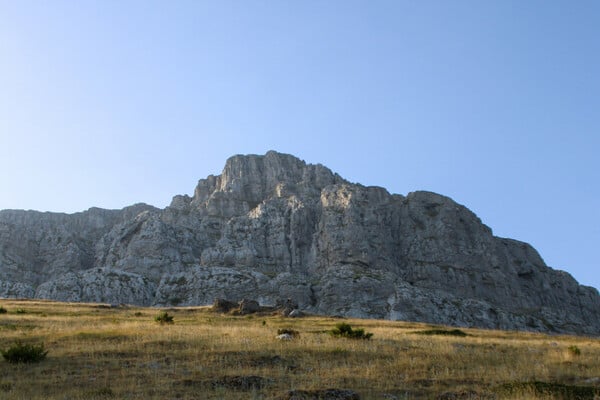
[1,151,598,335]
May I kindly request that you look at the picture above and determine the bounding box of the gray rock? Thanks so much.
[238,298,260,314]
[0,151,599,336]
[212,298,238,313]
[153,266,270,306]
[0,204,156,287]
[0,280,35,298]
[276,333,293,340]
[35,268,156,305]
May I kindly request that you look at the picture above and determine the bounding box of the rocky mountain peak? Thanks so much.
[1,151,598,336]
[183,151,343,216]
[218,151,342,198]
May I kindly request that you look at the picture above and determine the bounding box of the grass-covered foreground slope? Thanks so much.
[0,299,599,400]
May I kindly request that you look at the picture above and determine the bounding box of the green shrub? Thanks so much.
[15,309,26,314]
[330,323,373,340]
[1,341,48,363]
[568,345,581,356]
[329,347,349,356]
[0,306,7,314]
[0,381,13,392]
[154,311,174,324]
[90,387,114,397]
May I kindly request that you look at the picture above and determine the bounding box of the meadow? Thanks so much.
[0,299,599,399]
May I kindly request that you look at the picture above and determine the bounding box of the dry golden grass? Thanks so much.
[0,299,599,399]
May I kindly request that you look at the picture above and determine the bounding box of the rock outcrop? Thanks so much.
[1,151,598,335]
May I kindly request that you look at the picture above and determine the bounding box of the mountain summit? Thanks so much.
[1,151,598,335]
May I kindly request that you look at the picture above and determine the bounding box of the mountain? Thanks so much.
[1,151,598,335]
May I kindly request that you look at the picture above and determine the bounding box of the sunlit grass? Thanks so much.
[0,299,598,399]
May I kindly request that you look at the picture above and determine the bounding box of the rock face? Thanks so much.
[1,151,599,335]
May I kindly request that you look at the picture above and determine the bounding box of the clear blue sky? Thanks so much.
[1,1,598,290]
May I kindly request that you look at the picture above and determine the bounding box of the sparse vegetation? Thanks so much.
[1,341,48,364]
[568,344,582,356]
[499,381,599,399]
[0,299,598,399]
[90,387,114,397]
[415,328,468,337]
[330,322,373,339]
[0,381,13,392]
[277,328,299,337]
[154,311,174,324]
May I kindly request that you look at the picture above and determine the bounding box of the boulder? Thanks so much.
[212,298,238,313]
[238,299,260,315]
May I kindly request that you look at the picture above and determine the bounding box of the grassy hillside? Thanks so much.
[0,299,598,399]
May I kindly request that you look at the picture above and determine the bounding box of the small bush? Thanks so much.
[277,328,300,337]
[155,311,174,324]
[15,309,26,314]
[568,345,581,356]
[0,306,7,314]
[90,387,114,397]
[330,323,373,340]
[329,347,349,355]
[415,329,468,337]
[0,381,13,392]
[1,341,48,363]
